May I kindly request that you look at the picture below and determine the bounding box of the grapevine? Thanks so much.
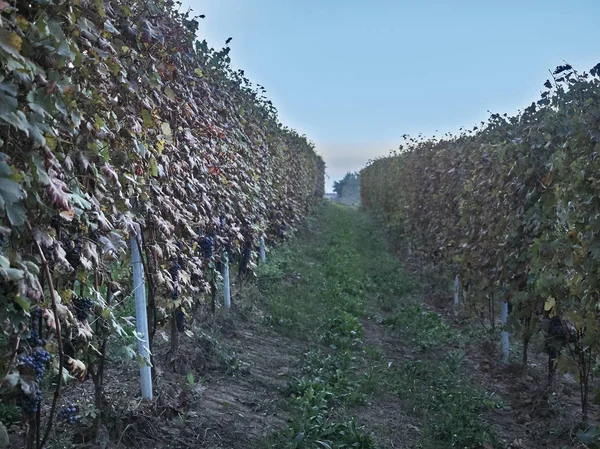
[0,0,324,445]
[72,295,94,322]
[360,62,600,423]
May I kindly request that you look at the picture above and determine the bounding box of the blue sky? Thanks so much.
[181,0,599,191]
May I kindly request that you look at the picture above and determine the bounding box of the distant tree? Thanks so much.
[333,172,360,205]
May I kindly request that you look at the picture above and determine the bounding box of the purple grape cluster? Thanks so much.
[21,387,42,416]
[175,309,185,332]
[18,348,52,381]
[239,245,252,276]
[57,404,79,424]
[66,234,83,269]
[29,307,46,347]
[169,262,181,282]
[200,236,214,259]
[72,295,93,321]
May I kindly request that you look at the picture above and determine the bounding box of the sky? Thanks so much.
[180,0,599,191]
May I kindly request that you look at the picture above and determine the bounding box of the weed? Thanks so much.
[259,203,494,449]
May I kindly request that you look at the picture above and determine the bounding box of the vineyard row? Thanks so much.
[0,0,324,446]
[360,62,600,423]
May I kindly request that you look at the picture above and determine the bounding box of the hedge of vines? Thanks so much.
[0,0,324,446]
[361,63,600,421]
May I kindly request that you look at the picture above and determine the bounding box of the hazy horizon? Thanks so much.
[180,0,599,191]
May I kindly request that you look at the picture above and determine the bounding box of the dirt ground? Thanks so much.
[26,286,593,449]
[424,288,596,449]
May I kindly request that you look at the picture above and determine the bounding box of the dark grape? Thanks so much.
[21,387,42,416]
[57,404,79,424]
[66,234,83,269]
[239,243,252,276]
[50,215,62,231]
[175,309,185,332]
[169,262,181,282]
[72,295,93,321]
[18,348,51,381]
[200,236,214,259]
[29,306,45,347]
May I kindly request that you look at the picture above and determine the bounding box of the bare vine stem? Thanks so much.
[27,222,65,449]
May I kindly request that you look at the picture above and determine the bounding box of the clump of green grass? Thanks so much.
[380,303,457,351]
[258,203,497,449]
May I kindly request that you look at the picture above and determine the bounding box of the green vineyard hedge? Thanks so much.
[0,0,323,444]
[361,63,600,413]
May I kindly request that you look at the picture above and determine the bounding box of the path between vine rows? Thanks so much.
[94,203,587,449]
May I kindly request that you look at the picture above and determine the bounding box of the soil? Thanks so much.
[424,290,597,449]
[30,287,594,449]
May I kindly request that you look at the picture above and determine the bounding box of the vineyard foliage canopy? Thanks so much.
[361,62,600,397]
[0,0,324,442]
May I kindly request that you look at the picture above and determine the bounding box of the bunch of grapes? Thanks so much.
[175,309,185,332]
[29,307,46,347]
[50,215,62,232]
[21,387,42,416]
[200,236,214,259]
[239,245,252,275]
[57,404,79,424]
[169,262,181,283]
[72,295,94,321]
[18,348,51,381]
[66,234,83,269]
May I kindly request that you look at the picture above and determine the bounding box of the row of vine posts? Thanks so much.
[360,62,600,426]
[0,0,324,447]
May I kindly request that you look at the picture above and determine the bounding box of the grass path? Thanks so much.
[256,203,497,448]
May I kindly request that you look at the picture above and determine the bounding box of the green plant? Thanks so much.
[360,62,600,423]
[0,0,323,445]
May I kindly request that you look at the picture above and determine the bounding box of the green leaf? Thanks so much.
[164,87,176,100]
[0,266,24,281]
[576,427,599,445]
[27,121,47,147]
[0,255,9,268]
[292,432,304,448]
[0,177,25,205]
[6,202,26,226]
[0,421,8,448]
[0,29,23,59]
[0,161,11,177]
[0,111,29,134]
[161,122,172,140]
[104,19,119,34]
[94,0,107,18]
[149,157,158,177]
[141,109,153,128]
[133,139,146,157]
[0,81,17,97]
[194,68,203,77]
[33,153,50,186]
